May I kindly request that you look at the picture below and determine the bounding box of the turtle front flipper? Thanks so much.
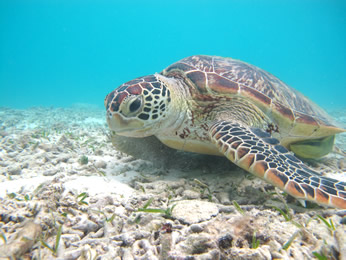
[209,121,346,209]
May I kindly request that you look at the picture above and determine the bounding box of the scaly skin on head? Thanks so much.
[105,73,189,137]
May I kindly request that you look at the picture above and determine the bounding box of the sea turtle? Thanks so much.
[104,55,346,209]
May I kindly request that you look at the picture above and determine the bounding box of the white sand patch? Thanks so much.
[83,117,105,126]
[0,176,53,198]
[0,175,135,200]
[0,172,137,198]
[63,175,134,198]
[326,172,346,182]
[24,122,39,129]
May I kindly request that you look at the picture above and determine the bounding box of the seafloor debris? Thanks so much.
[0,105,345,259]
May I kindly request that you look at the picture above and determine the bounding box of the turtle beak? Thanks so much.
[106,113,122,132]
[106,112,146,136]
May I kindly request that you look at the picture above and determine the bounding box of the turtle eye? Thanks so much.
[128,96,142,113]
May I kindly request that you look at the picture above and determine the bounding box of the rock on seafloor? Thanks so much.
[0,221,42,258]
[172,200,219,224]
[0,105,345,259]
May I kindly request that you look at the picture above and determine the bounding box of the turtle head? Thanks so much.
[105,74,175,137]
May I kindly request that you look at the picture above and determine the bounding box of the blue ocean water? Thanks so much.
[0,0,345,109]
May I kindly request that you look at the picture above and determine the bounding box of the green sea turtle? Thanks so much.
[105,55,346,209]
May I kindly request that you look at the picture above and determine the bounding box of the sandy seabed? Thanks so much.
[0,104,345,259]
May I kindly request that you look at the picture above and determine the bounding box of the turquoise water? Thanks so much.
[0,0,345,109]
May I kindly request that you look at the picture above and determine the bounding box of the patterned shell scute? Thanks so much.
[164,55,334,126]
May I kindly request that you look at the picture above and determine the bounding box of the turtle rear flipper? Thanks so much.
[289,135,335,159]
[209,121,346,209]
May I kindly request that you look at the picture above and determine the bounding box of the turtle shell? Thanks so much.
[161,55,344,140]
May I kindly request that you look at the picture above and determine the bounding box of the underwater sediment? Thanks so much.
[0,105,345,259]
